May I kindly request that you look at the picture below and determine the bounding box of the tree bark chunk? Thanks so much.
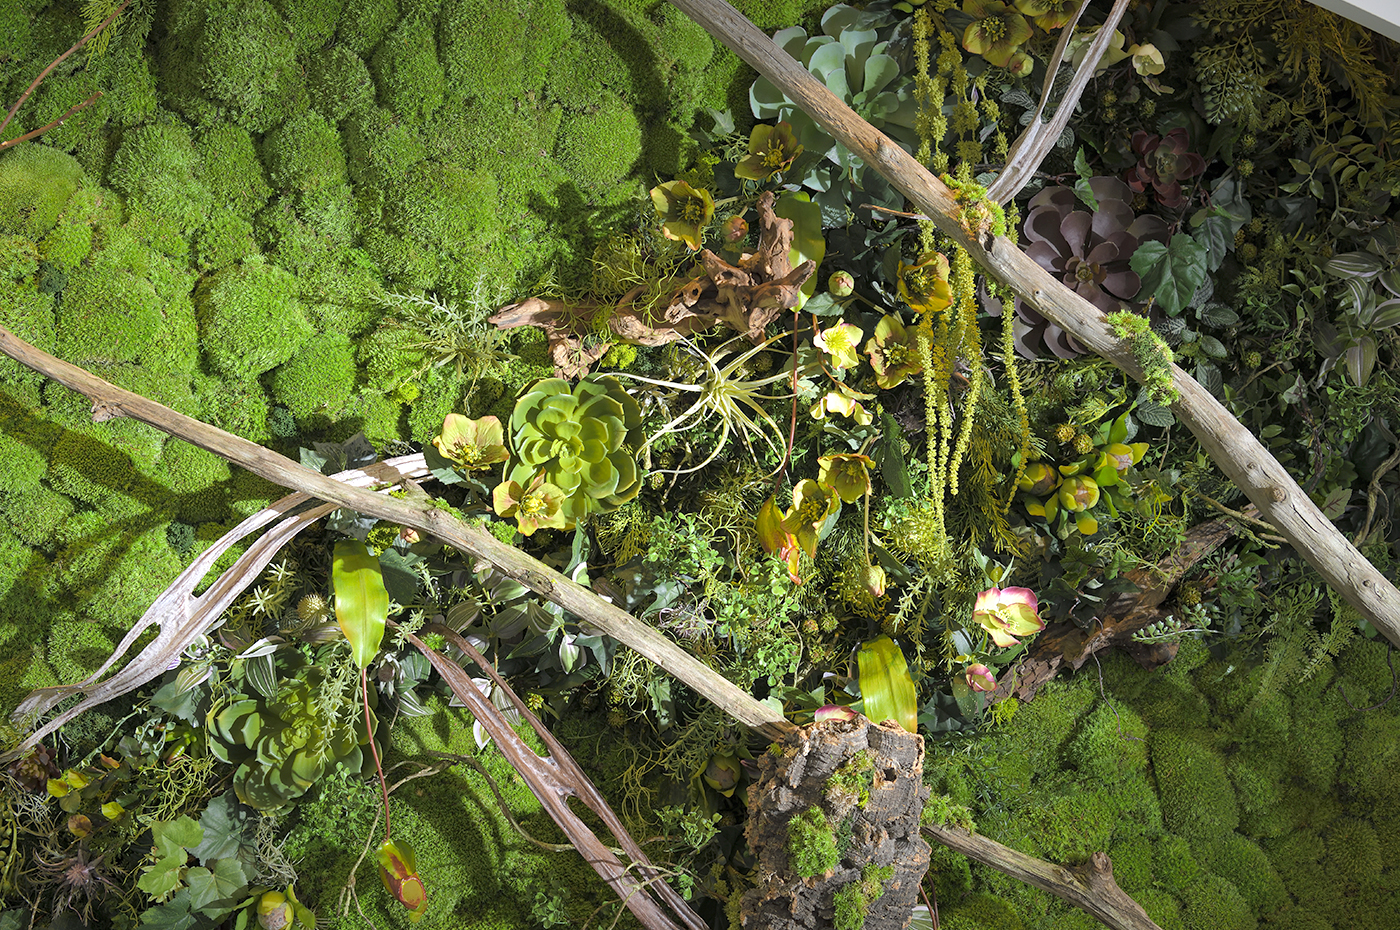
[741,716,929,930]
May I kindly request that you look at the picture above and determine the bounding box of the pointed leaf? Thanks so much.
[334,539,389,669]
[775,193,826,308]
[856,636,917,734]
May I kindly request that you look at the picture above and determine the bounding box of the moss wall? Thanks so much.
[0,0,832,720]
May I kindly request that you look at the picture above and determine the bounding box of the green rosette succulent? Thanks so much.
[507,376,644,528]
[209,654,375,811]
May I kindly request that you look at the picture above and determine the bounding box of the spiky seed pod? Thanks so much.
[1074,433,1095,455]
[1055,423,1076,444]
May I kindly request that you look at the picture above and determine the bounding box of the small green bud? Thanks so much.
[828,271,855,297]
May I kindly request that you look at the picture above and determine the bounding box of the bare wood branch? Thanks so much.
[0,324,795,755]
[665,0,1400,651]
[0,0,132,145]
[986,0,1133,204]
[922,825,1163,930]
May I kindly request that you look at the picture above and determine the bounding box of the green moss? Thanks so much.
[0,143,83,238]
[1288,688,1347,791]
[438,0,567,104]
[196,124,272,219]
[1324,817,1381,886]
[262,110,350,218]
[937,893,1026,930]
[194,209,259,271]
[271,331,357,421]
[108,121,210,231]
[1106,771,1164,838]
[196,375,272,445]
[45,615,117,687]
[370,14,444,122]
[0,283,54,387]
[197,257,314,380]
[1181,873,1256,930]
[1196,833,1288,919]
[307,45,376,123]
[1064,698,1149,784]
[1340,713,1400,803]
[157,439,233,523]
[4,485,75,552]
[39,186,110,270]
[787,806,838,878]
[1151,731,1238,842]
[229,469,284,519]
[334,0,398,56]
[78,524,183,627]
[1269,907,1334,930]
[1135,888,1183,930]
[1153,833,1201,897]
[379,159,499,291]
[1106,835,1152,893]
[554,98,642,194]
[270,0,345,51]
[994,673,1098,787]
[342,105,427,194]
[47,429,137,507]
[1019,781,1114,864]
[0,429,46,497]
[833,862,893,930]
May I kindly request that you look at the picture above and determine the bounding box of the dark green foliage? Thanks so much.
[307,46,376,123]
[1152,730,1239,842]
[1182,874,1256,930]
[371,14,444,122]
[270,331,357,421]
[196,125,272,218]
[166,521,196,556]
[0,143,82,238]
[196,257,314,380]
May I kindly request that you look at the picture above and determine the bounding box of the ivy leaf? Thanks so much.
[185,858,248,912]
[1072,147,1097,211]
[138,890,198,930]
[333,539,389,670]
[192,791,250,866]
[1131,235,1208,314]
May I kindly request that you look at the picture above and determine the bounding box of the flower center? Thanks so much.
[680,198,707,224]
[762,145,788,168]
[980,17,1006,41]
[521,494,548,518]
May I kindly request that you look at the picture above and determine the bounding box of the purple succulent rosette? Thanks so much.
[1125,128,1206,209]
[1011,176,1169,358]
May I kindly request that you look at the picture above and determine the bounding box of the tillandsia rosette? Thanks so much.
[505,375,644,529]
[208,653,376,811]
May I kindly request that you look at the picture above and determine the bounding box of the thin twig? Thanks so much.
[426,750,578,853]
[1354,444,1400,547]
[0,93,104,152]
[1180,486,1285,539]
[0,0,133,142]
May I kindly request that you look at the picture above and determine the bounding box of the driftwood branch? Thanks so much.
[922,825,1163,930]
[407,624,705,930]
[0,324,795,761]
[666,0,1400,651]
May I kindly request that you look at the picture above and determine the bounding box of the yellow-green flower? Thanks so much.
[815,320,864,371]
[810,382,875,425]
[818,453,874,504]
[734,121,803,182]
[783,479,839,559]
[962,0,1033,69]
[433,413,509,471]
[897,251,953,315]
[1013,0,1077,30]
[493,473,568,536]
[757,495,803,584]
[865,315,924,389]
[1129,42,1165,76]
[649,179,715,250]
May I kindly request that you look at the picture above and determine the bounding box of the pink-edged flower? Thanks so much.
[757,495,803,584]
[815,704,859,724]
[493,473,568,536]
[965,663,997,692]
[702,752,742,796]
[815,321,864,371]
[433,413,508,471]
[865,314,924,389]
[973,587,1045,648]
[376,839,428,923]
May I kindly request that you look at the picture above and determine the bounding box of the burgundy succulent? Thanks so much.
[1124,128,1206,208]
[1009,176,1168,358]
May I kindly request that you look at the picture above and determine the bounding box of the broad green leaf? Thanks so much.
[1073,148,1097,211]
[334,539,389,669]
[856,636,917,734]
[877,411,912,499]
[185,857,249,911]
[775,193,826,309]
[1346,336,1377,387]
[137,890,198,930]
[1324,252,1384,278]
[1130,235,1208,314]
[192,790,249,865]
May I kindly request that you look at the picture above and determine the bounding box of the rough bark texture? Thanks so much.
[741,717,929,930]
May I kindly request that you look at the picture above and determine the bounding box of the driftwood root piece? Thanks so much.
[741,716,929,930]
[922,825,1163,930]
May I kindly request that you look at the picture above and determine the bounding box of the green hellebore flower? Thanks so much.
[1013,0,1078,30]
[734,121,803,182]
[702,752,742,796]
[1130,42,1165,76]
[1059,475,1101,512]
[377,838,428,923]
[962,0,1033,69]
[818,453,874,505]
[973,587,1045,648]
[783,479,838,559]
[433,413,509,471]
[815,320,864,371]
[757,495,803,584]
[865,314,924,389]
[493,473,568,536]
[810,381,876,425]
[897,251,953,315]
[829,271,855,297]
[649,179,715,250]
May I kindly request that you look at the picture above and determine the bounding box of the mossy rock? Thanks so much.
[0,143,83,239]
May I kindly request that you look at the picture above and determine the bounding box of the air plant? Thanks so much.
[614,332,795,475]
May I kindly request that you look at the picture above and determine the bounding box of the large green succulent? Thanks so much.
[209,653,375,811]
[506,376,644,528]
[749,4,915,217]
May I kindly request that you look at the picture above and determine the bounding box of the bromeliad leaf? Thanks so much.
[333,539,389,670]
[1130,234,1208,314]
[856,636,917,734]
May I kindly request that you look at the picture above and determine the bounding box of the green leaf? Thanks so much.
[185,858,248,912]
[856,636,917,734]
[775,193,826,309]
[1192,214,1233,272]
[1072,147,1097,211]
[1324,252,1384,278]
[378,547,422,606]
[334,539,389,669]
[1130,235,1208,314]
[192,791,249,865]
[1135,392,1176,427]
[138,890,198,930]
[877,412,912,499]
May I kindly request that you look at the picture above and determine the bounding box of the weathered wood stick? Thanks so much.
[666,0,1400,649]
[923,825,1163,930]
[0,324,795,742]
